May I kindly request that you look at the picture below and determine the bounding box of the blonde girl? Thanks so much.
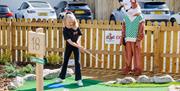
[56,12,84,86]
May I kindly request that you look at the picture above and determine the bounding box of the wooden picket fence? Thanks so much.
[0,18,180,75]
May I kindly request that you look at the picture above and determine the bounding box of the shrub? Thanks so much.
[3,63,16,73]
[21,64,34,74]
[2,63,35,78]
[3,63,18,78]
[46,54,63,64]
[23,52,36,62]
[0,50,11,64]
[18,64,35,76]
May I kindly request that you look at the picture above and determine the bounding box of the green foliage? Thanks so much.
[0,50,11,64]
[2,63,35,78]
[3,63,18,78]
[0,74,3,78]
[105,82,180,88]
[3,72,19,78]
[46,54,62,64]
[3,63,16,73]
[23,52,36,61]
[20,64,34,74]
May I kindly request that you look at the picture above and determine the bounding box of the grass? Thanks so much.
[14,76,171,91]
[105,82,180,88]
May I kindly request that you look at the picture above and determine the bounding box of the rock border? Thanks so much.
[7,68,74,90]
[104,74,177,84]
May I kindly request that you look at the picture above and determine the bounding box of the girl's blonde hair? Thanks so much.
[63,12,79,30]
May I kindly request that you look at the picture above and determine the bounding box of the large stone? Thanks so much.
[12,76,24,87]
[43,69,51,76]
[168,85,180,91]
[43,68,74,80]
[23,74,36,81]
[43,69,59,80]
[120,77,136,84]
[176,79,180,82]
[104,81,116,85]
[137,75,154,83]
[116,78,122,84]
[68,59,75,66]
[66,68,74,77]
[153,75,175,83]
[8,82,17,90]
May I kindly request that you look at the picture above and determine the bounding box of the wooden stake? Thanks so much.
[28,28,45,91]
[36,54,44,91]
[36,63,43,91]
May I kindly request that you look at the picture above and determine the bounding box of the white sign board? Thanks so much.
[105,31,122,44]
[28,31,46,56]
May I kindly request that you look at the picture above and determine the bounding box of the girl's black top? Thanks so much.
[63,27,82,46]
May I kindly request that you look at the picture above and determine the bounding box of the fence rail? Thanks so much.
[0,18,180,74]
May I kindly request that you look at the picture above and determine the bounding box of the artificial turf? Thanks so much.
[13,76,174,91]
[105,82,180,88]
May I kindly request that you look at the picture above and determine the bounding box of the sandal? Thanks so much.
[121,66,131,75]
[132,68,142,76]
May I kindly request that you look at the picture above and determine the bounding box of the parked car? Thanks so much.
[170,12,180,24]
[54,1,68,17]
[0,5,13,18]
[57,2,93,20]
[139,1,170,21]
[109,6,125,23]
[15,1,57,20]
[110,0,170,22]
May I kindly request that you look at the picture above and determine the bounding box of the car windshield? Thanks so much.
[140,2,168,9]
[29,1,50,8]
[0,7,9,13]
[68,4,89,9]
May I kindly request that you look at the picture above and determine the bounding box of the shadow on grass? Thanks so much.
[17,79,102,91]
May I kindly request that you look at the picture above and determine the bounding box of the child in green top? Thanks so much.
[120,0,144,76]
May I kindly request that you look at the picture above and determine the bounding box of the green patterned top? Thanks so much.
[124,14,144,42]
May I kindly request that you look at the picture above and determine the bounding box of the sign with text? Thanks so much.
[105,31,122,44]
[28,31,45,56]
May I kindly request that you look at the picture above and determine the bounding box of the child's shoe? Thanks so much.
[55,78,64,83]
[77,80,83,87]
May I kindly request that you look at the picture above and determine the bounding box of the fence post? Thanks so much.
[153,22,160,74]
[2,18,7,53]
[17,18,21,62]
[172,22,178,74]
[86,20,92,68]
[11,19,16,63]
[80,20,86,68]
[7,19,11,51]
[0,19,1,55]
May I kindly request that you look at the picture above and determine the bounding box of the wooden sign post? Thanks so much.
[28,28,45,91]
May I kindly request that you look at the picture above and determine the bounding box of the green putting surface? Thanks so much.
[14,76,169,91]
[106,82,180,88]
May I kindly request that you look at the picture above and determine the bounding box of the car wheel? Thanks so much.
[110,15,116,23]
[170,18,176,23]
[58,15,64,20]
[15,14,17,18]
